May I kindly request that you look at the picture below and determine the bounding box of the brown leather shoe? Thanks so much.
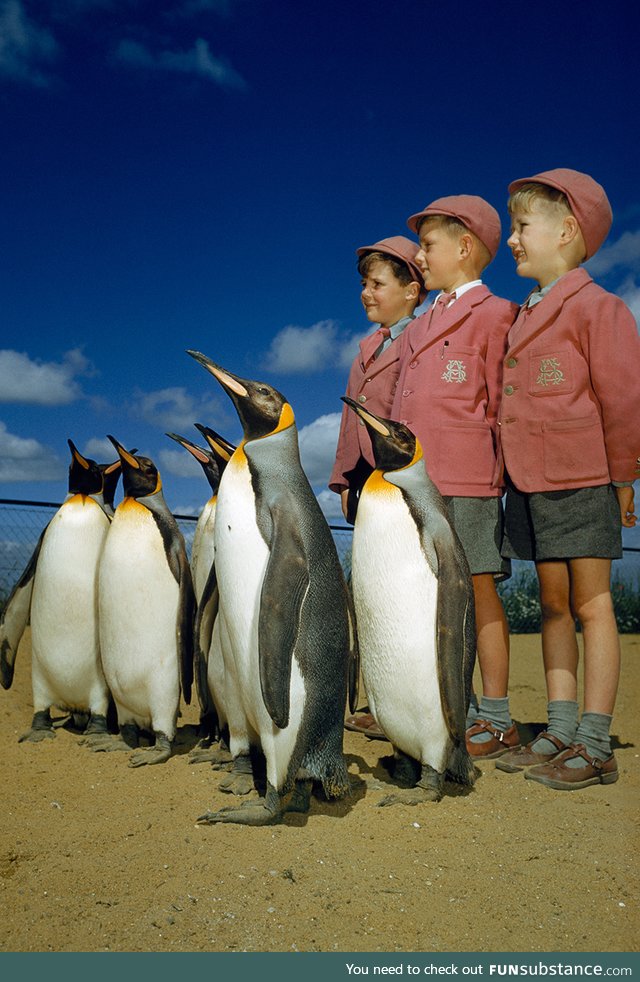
[344,712,387,740]
[465,719,520,759]
[495,731,568,773]
[525,743,618,790]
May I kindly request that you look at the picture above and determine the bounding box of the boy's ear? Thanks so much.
[459,232,474,259]
[406,281,420,301]
[560,214,580,245]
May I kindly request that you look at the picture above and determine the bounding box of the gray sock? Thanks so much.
[465,691,480,729]
[571,712,613,762]
[532,700,579,754]
[468,696,512,744]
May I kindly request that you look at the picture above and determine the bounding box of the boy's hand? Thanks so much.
[615,485,637,527]
[341,489,350,522]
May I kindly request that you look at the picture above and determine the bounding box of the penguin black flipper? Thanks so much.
[258,498,310,729]
[344,581,360,714]
[137,493,195,705]
[429,519,476,741]
[0,525,47,689]
[194,559,219,724]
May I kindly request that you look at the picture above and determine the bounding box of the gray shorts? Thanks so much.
[502,482,622,562]
[442,495,511,578]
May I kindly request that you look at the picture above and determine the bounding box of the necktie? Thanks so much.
[433,292,456,316]
[361,325,392,367]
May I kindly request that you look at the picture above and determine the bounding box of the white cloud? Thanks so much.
[0,421,66,482]
[0,348,92,405]
[297,412,341,486]
[0,0,59,87]
[130,386,231,432]
[587,230,640,277]
[615,277,640,329]
[158,446,203,479]
[114,36,246,89]
[315,487,345,523]
[264,320,365,374]
[83,437,118,461]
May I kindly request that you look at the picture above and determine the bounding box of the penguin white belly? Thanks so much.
[99,501,180,737]
[215,457,306,788]
[352,487,450,772]
[30,498,109,715]
[191,498,216,603]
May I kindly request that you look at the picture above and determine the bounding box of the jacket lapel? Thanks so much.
[408,285,491,358]
[507,268,593,356]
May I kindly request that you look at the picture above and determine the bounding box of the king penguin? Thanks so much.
[187,350,357,825]
[15,441,113,742]
[96,438,194,766]
[165,427,235,756]
[343,398,476,804]
[0,448,124,695]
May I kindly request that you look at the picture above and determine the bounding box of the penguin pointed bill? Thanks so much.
[107,436,161,499]
[341,397,421,472]
[194,423,235,463]
[187,350,293,440]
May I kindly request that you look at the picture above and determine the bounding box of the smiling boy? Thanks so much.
[391,196,518,759]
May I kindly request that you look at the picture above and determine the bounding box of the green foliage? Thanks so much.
[498,568,640,634]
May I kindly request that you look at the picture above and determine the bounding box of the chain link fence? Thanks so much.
[0,499,354,603]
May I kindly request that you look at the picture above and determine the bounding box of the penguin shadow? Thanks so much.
[344,751,476,801]
[172,723,205,755]
[513,719,632,752]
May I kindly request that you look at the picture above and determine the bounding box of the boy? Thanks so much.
[330,236,425,522]
[495,168,640,790]
[391,195,518,759]
[331,235,424,739]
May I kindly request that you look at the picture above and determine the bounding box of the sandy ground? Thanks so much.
[0,629,638,954]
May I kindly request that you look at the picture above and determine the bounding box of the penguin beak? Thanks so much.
[107,435,140,469]
[165,432,211,465]
[67,439,91,470]
[341,397,392,438]
[103,460,122,476]
[186,350,248,398]
[194,424,234,462]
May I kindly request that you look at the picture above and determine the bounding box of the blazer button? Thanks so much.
[402,389,411,397]
[506,357,517,368]
[358,394,367,403]
[504,385,514,396]
[409,361,417,369]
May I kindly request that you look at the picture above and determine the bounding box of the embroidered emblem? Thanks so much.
[536,357,565,386]
[441,359,467,384]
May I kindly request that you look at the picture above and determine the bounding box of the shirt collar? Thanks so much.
[434,279,482,306]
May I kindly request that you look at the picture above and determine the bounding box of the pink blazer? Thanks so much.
[495,267,640,493]
[391,286,518,497]
[329,332,404,493]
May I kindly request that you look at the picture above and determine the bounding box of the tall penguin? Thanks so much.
[15,441,113,742]
[187,350,357,825]
[343,398,476,804]
[165,428,235,754]
[96,438,194,766]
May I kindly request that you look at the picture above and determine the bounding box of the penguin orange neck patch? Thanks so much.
[274,403,295,434]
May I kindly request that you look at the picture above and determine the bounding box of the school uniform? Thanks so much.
[496,267,640,561]
[329,316,412,496]
[391,283,517,574]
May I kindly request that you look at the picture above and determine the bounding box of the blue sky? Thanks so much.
[1,0,638,534]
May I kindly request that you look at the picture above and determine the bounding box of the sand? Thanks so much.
[0,630,638,953]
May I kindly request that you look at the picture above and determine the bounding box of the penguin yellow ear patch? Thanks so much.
[275,403,295,433]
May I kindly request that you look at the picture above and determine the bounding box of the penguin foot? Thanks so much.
[129,733,172,768]
[189,745,233,767]
[19,710,54,743]
[84,713,109,736]
[218,753,255,795]
[377,786,441,807]
[83,722,140,752]
[197,782,282,826]
[286,779,313,814]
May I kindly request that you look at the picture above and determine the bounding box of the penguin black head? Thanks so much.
[341,398,421,472]
[107,436,161,499]
[67,440,103,496]
[187,350,294,441]
[100,447,137,508]
[166,431,221,494]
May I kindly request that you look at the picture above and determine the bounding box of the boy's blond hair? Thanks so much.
[507,182,572,218]
[418,214,492,272]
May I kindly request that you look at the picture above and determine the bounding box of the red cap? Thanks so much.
[356,235,427,302]
[508,168,612,259]
[407,195,502,261]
